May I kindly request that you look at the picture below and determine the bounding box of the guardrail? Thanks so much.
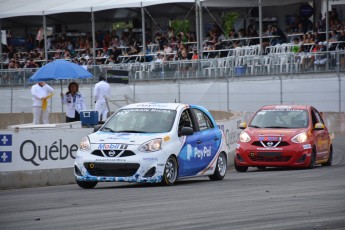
[1,50,345,87]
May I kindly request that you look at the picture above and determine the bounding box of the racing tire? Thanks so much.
[321,145,333,166]
[209,152,227,181]
[235,160,248,172]
[76,180,98,189]
[307,148,316,169]
[161,155,178,186]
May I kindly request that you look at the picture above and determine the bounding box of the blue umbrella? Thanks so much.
[29,59,93,82]
[29,59,93,113]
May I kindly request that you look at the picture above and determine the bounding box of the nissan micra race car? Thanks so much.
[235,105,333,172]
[75,102,229,188]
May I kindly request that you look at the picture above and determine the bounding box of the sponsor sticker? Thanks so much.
[303,144,312,150]
[256,147,282,151]
[98,144,128,149]
[163,136,170,142]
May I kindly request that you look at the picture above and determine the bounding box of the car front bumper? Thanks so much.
[74,149,167,183]
[235,142,313,168]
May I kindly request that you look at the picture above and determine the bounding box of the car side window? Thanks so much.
[312,108,324,124]
[179,109,193,131]
[192,109,214,131]
[311,109,322,126]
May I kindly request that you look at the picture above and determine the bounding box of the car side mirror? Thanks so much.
[93,124,102,132]
[239,122,247,129]
[179,127,194,136]
[314,123,325,130]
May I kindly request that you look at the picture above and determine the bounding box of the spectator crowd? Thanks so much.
[2,7,345,71]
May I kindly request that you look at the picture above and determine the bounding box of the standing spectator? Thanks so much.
[94,76,110,122]
[61,82,86,123]
[31,81,54,124]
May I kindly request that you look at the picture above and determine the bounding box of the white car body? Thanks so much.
[75,102,229,188]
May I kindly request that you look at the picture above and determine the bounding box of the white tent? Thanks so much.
[0,0,311,19]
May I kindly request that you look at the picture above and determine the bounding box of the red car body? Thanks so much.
[235,105,333,172]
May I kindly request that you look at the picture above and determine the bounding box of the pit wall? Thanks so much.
[0,111,343,189]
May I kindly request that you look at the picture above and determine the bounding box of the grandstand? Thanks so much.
[1,0,345,114]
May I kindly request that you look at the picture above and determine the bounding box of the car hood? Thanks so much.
[89,131,166,145]
[245,127,307,139]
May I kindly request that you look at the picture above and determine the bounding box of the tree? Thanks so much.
[223,12,240,36]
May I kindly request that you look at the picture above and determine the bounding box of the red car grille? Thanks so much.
[248,152,291,162]
[84,162,140,177]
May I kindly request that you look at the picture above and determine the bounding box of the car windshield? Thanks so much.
[101,108,176,133]
[249,109,309,128]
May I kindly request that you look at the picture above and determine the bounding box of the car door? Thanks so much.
[311,108,330,161]
[177,108,221,177]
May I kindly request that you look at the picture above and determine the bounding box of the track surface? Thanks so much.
[1,136,345,230]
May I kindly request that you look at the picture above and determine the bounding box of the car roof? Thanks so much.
[259,105,310,111]
[121,102,188,111]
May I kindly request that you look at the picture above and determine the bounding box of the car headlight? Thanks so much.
[291,132,308,143]
[239,131,251,143]
[138,138,162,152]
[80,136,91,151]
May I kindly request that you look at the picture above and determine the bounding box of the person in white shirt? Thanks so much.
[31,82,54,124]
[61,82,86,123]
[93,76,110,122]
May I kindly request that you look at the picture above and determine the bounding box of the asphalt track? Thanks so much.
[1,136,345,230]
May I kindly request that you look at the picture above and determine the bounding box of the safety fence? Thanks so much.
[1,50,345,87]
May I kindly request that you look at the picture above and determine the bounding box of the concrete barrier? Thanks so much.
[0,111,343,189]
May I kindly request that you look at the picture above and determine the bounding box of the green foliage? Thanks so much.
[223,12,240,36]
[170,19,190,34]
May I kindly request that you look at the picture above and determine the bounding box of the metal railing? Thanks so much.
[1,50,345,87]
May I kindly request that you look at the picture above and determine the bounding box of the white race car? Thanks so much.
[75,102,229,188]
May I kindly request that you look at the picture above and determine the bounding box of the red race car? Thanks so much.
[235,105,333,172]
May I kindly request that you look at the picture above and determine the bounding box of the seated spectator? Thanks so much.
[155,53,165,63]
[329,30,339,50]
[127,44,139,55]
[8,60,18,69]
[111,46,122,61]
[294,22,306,34]
[271,25,286,45]
[54,49,62,59]
[24,59,39,68]
[192,50,198,60]
[314,42,328,66]
[63,49,71,59]
[338,30,345,50]
[291,38,301,53]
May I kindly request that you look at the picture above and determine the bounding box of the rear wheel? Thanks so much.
[209,152,227,180]
[76,180,98,189]
[321,145,333,166]
[161,155,178,186]
[235,160,248,172]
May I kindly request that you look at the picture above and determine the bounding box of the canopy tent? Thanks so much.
[0,0,311,19]
[0,0,321,68]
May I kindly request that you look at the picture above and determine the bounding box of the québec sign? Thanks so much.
[0,128,92,172]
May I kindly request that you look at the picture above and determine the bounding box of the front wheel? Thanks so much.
[321,145,333,166]
[76,180,98,189]
[235,160,248,172]
[161,155,178,186]
[308,148,316,169]
[209,152,227,181]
